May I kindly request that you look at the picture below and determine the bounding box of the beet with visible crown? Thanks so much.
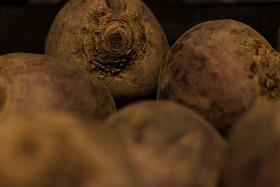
[45,0,169,105]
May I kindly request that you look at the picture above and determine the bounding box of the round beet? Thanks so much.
[104,100,226,187]
[0,53,116,122]
[45,0,169,104]
[157,19,280,135]
[0,112,139,187]
[222,101,280,187]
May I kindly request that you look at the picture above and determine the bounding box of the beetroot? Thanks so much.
[104,100,226,187]
[157,19,280,135]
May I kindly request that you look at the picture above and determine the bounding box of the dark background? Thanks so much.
[0,0,279,55]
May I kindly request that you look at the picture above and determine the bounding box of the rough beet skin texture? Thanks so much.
[45,0,169,105]
[0,53,116,122]
[104,100,226,187]
[157,19,280,136]
[0,112,140,187]
[222,101,280,187]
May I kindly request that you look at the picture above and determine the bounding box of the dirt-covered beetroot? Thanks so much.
[222,101,280,187]
[0,53,116,122]
[45,0,169,104]
[0,112,139,187]
[104,100,226,187]
[157,19,280,135]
